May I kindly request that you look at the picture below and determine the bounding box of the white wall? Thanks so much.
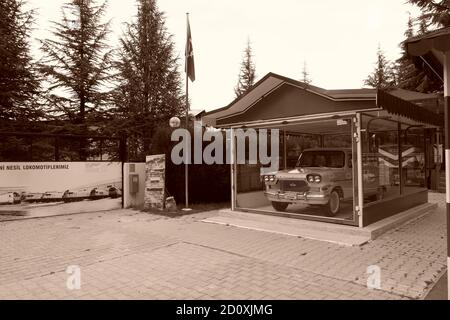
[123,163,146,209]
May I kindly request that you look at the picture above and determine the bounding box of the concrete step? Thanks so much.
[202,203,437,247]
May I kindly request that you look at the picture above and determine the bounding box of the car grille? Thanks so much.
[280,180,309,193]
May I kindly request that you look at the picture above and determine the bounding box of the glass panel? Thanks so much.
[361,115,400,205]
[234,118,356,223]
[403,128,426,194]
[285,134,321,169]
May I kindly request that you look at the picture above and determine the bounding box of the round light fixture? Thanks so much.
[169,117,181,128]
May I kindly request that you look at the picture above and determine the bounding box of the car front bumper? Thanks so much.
[264,191,329,205]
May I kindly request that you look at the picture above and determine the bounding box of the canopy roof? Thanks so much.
[377,89,443,127]
[404,26,450,82]
[384,88,443,118]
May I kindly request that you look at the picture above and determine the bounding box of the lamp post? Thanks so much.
[169,116,192,211]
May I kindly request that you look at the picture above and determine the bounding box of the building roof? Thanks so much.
[203,72,443,127]
[207,73,376,116]
[203,73,376,126]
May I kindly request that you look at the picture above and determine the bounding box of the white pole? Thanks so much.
[230,128,236,211]
[356,113,364,228]
[443,50,450,300]
[184,13,191,211]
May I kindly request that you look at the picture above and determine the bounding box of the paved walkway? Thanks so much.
[0,193,447,299]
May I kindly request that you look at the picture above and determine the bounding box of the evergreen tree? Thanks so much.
[395,16,421,91]
[39,0,113,129]
[234,39,256,98]
[418,14,429,34]
[408,0,450,28]
[0,0,41,130]
[364,46,396,89]
[405,14,415,39]
[109,0,184,160]
[301,61,312,85]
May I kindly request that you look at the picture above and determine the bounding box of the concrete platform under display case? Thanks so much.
[203,201,437,246]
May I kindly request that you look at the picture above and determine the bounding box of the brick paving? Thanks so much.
[0,193,447,300]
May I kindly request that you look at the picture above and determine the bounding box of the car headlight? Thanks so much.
[264,175,276,183]
[307,174,322,183]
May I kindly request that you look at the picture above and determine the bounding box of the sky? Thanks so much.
[25,0,421,112]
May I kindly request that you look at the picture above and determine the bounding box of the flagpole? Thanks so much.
[185,54,189,210]
[184,12,190,211]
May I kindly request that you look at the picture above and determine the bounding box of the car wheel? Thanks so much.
[326,190,340,217]
[271,201,289,212]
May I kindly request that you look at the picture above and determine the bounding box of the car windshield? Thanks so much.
[296,150,345,168]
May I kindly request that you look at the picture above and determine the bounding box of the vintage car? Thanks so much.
[263,148,382,216]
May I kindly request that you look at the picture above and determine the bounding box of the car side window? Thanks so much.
[348,153,352,168]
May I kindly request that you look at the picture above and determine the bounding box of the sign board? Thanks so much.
[0,162,122,216]
[144,154,166,210]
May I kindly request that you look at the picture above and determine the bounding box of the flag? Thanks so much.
[185,14,195,82]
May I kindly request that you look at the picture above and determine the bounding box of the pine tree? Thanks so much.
[418,14,429,34]
[234,39,256,98]
[364,46,396,89]
[408,0,450,28]
[0,0,41,130]
[395,16,422,91]
[39,0,113,129]
[109,0,184,160]
[405,14,415,39]
[301,61,312,85]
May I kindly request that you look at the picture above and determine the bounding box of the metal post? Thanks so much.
[184,14,190,210]
[443,50,450,299]
[423,128,428,189]
[356,113,364,228]
[185,70,190,210]
[120,136,127,210]
[436,129,441,190]
[230,128,236,211]
[283,129,287,169]
[398,121,403,195]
